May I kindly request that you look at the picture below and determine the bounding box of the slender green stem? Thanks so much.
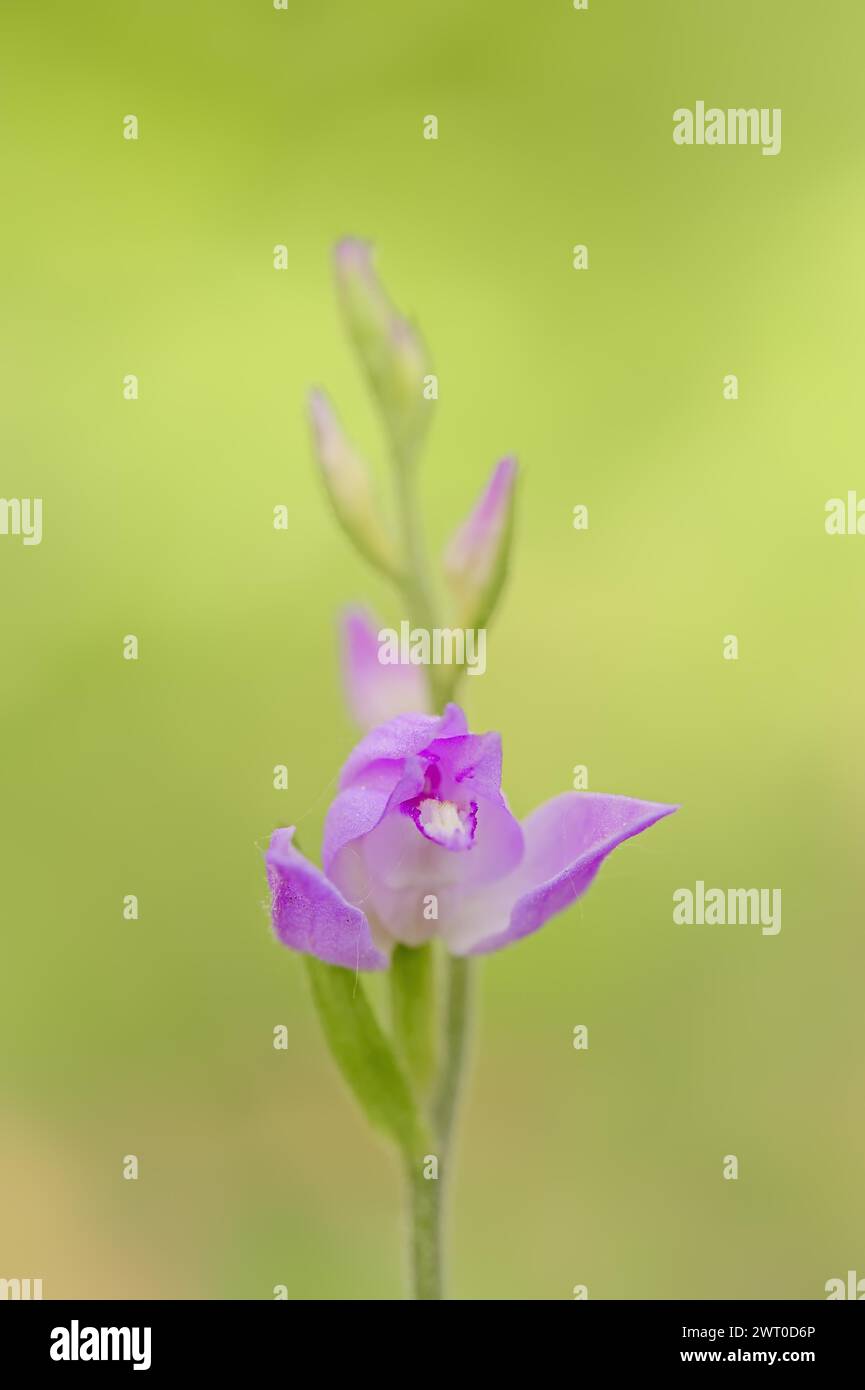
[434,954,476,1156]
[389,445,475,1300]
[393,454,448,709]
[391,942,436,1094]
[403,955,475,1300]
[405,1149,442,1300]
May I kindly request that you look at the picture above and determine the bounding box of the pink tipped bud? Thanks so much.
[333,238,432,456]
[442,457,518,625]
[309,389,400,577]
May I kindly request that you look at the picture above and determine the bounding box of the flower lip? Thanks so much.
[399,751,478,851]
[407,795,478,851]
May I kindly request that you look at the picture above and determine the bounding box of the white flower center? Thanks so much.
[417,798,472,848]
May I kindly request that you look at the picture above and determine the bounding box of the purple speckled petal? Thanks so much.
[338,703,468,789]
[359,810,460,947]
[422,731,503,802]
[453,794,523,886]
[326,718,525,907]
[322,756,428,903]
[340,606,429,730]
[354,791,523,948]
[442,793,678,955]
[266,826,388,971]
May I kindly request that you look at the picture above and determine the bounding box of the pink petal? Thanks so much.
[266,827,388,971]
[442,793,678,955]
[338,702,467,790]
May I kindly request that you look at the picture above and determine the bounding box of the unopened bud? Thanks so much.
[442,457,517,626]
[309,388,401,578]
[333,238,432,458]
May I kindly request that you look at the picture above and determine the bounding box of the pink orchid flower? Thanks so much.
[267,704,676,970]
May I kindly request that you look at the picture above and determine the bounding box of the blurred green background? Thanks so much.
[2,0,863,1300]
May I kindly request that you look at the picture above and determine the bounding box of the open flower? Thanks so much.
[267,704,676,970]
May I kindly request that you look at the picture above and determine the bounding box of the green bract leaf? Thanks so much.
[305,958,422,1157]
